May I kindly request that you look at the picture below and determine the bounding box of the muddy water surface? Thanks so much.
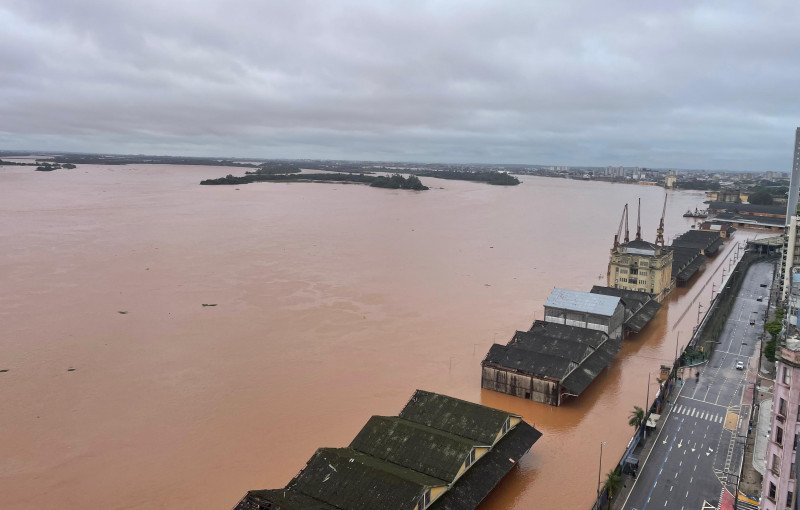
[0,165,750,509]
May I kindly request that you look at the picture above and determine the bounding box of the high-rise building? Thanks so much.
[778,128,800,302]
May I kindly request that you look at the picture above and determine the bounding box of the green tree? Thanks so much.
[628,406,645,428]
[603,468,623,504]
[749,191,774,205]
[766,320,783,341]
[765,339,777,362]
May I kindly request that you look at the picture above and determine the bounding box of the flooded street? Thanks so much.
[0,165,751,509]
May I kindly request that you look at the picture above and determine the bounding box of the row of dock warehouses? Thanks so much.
[230,204,725,509]
[481,221,728,406]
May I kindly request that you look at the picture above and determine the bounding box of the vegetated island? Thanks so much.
[411,170,520,185]
[0,159,76,171]
[35,162,76,172]
[201,172,429,191]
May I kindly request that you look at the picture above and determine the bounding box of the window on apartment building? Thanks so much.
[789,490,794,508]
[776,426,784,446]
[797,404,800,422]
[792,462,797,478]
[773,454,781,474]
[770,482,777,500]
[794,432,799,451]
[780,398,788,416]
[784,366,791,385]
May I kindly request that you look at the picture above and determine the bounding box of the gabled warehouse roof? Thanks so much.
[399,390,516,446]
[350,416,481,482]
[544,288,622,317]
[482,321,620,396]
[232,391,541,510]
[590,286,661,333]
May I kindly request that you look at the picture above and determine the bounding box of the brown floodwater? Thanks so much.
[0,164,756,509]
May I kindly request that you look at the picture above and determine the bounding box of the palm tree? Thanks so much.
[603,468,623,504]
[628,405,645,428]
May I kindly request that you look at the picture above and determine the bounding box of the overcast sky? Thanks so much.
[1,1,798,170]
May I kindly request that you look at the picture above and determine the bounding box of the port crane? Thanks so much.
[655,193,667,246]
[635,198,642,241]
[612,203,629,249]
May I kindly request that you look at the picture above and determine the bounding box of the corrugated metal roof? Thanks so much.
[545,288,621,317]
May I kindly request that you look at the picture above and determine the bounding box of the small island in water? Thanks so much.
[200,162,520,190]
[201,171,429,190]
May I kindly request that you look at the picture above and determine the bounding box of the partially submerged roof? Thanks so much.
[429,421,542,510]
[624,299,661,333]
[545,288,621,317]
[234,489,338,510]
[232,390,541,510]
[670,245,705,284]
[350,416,479,482]
[560,345,618,396]
[399,389,516,446]
[672,230,723,255]
[590,286,652,312]
[589,286,660,332]
[289,448,445,510]
[482,321,620,395]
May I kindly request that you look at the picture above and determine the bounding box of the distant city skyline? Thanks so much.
[1,1,798,171]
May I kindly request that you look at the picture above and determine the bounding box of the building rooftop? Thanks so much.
[482,321,620,395]
[233,390,541,510]
[671,230,723,255]
[350,416,482,482]
[399,390,517,446]
[545,288,621,317]
[589,286,652,311]
[707,201,786,216]
[290,447,446,509]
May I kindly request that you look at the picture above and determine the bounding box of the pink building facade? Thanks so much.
[762,337,800,510]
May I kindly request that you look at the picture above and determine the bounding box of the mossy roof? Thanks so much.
[350,416,481,482]
[290,447,445,510]
[399,390,515,446]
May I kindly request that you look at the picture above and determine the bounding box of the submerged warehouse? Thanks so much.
[481,320,620,405]
[234,390,542,510]
[481,197,727,406]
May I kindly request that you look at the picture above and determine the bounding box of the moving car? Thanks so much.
[756,296,764,302]
[750,318,756,325]
[736,361,744,370]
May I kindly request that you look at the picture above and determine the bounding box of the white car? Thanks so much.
[735,361,744,370]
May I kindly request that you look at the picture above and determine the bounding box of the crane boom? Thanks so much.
[623,204,631,244]
[655,193,667,246]
[636,198,642,240]
[614,204,628,249]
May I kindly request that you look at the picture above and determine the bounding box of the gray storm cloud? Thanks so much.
[0,0,798,169]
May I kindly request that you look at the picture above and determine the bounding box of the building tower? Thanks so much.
[607,201,674,302]
[779,128,800,302]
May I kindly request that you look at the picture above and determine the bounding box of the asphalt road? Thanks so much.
[621,260,773,510]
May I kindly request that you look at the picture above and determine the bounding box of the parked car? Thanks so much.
[736,361,744,370]
[760,283,768,288]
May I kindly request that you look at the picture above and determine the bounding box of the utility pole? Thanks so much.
[597,441,607,501]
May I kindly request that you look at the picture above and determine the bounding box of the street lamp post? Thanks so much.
[597,441,607,500]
